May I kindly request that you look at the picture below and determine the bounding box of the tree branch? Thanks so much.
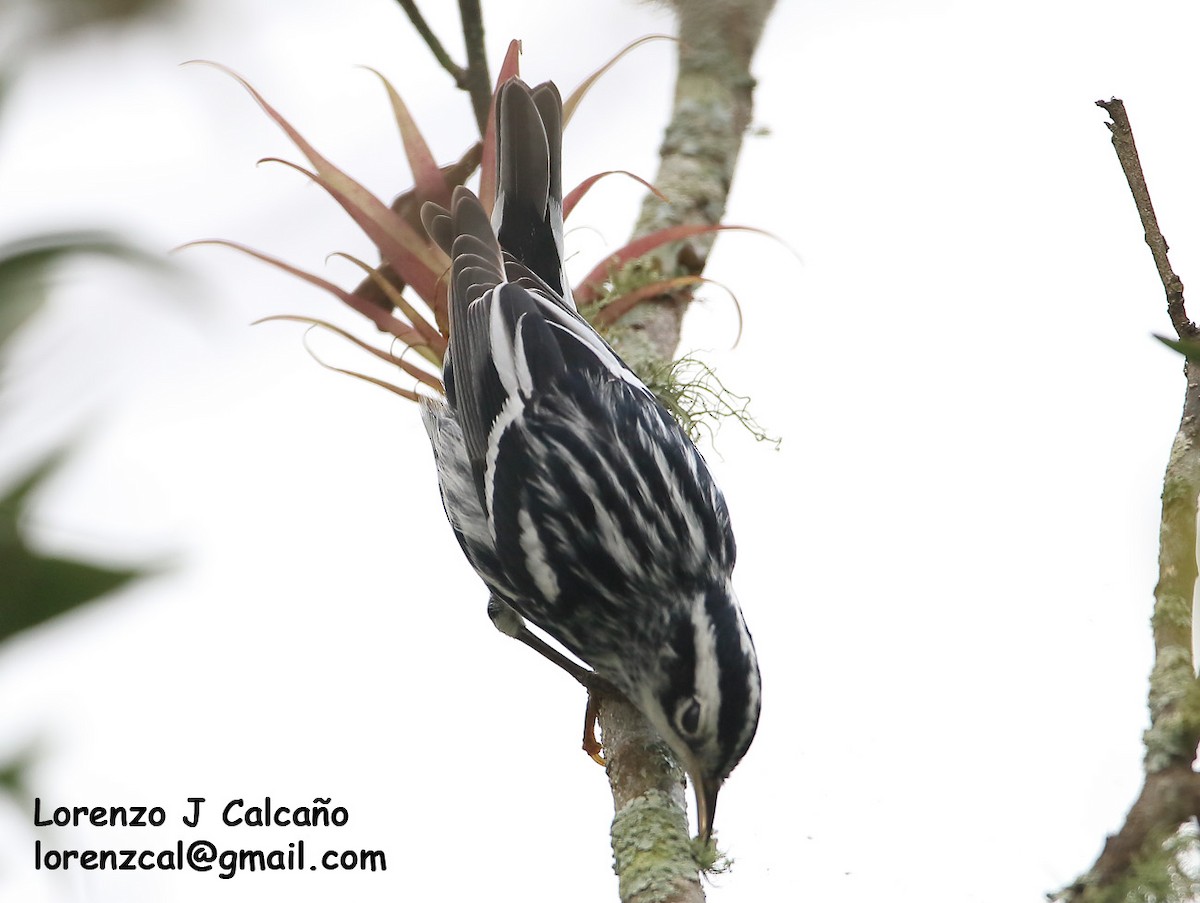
[1054,97,1200,903]
[1058,768,1200,900]
[394,0,491,134]
[456,0,492,134]
[394,1,468,89]
[596,1,777,900]
[603,692,706,903]
[606,0,777,377]
[1096,98,1196,340]
[397,2,775,896]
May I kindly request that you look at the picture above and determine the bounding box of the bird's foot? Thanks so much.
[583,691,606,766]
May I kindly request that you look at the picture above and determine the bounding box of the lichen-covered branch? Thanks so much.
[1147,383,1200,775]
[1060,767,1200,901]
[1054,98,1200,903]
[607,0,777,377]
[595,1,776,900]
[603,696,705,903]
[401,2,776,897]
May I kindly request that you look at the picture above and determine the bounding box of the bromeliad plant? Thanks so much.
[187,38,754,410]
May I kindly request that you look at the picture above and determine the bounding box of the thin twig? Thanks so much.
[394,0,468,89]
[1096,98,1196,338]
[456,0,492,133]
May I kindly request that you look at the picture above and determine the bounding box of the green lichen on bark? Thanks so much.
[1145,396,1200,773]
[1057,97,1200,903]
[611,790,703,903]
[641,353,778,448]
[1144,647,1200,773]
[607,302,688,383]
[1150,590,1192,635]
[1084,823,1200,903]
[619,0,777,364]
[599,690,706,903]
[593,4,778,900]
[582,270,775,446]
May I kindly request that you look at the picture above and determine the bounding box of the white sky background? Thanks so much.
[0,0,1197,900]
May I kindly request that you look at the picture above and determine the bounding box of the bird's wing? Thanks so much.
[420,78,646,491]
[420,395,519,603]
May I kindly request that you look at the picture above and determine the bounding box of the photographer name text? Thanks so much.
[31,797,386,880]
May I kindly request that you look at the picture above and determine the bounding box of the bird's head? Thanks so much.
[635,579,761,842]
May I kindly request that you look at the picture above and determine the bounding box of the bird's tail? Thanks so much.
[492,78,573,309]
[421,77,573,310]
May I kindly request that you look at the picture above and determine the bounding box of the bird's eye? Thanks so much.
[676,698,702,736]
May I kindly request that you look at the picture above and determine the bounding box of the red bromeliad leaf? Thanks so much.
[258,158,453,353]
[574,224,769,305]
[260,315,431,404]
[389,141,482,232]
[254,156,444,306]
[479,40,522,215]
[339,149,479,343]
[331,252,445,357]
[326,369,423,402]
[362,67,451,209]
[592,274,746,345]
[188,61,444,304]
[182,239,431,351]
[590,275,704,328]
[191,48,765,410]
[692,275,745,347]
[300,349,424,403]
[562,35,675,126]
[253,314,444,393]
[563,170,668,220]
[256,157,447,344]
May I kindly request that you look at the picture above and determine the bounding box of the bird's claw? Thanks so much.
[583,691,606,766]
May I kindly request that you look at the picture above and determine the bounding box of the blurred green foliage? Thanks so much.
[0,0,184,801]
[0,0,189,644]
[1156,334,1200,361]
[0,233,156,646]
[0,232,150,345]
[0,449,146,644]
[0,231,161,816]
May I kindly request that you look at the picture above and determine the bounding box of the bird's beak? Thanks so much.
[694,776,720,842]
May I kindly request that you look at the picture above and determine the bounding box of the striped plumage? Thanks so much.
[419,78,760,840]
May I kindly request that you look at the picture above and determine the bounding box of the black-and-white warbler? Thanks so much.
[419,78,760,840]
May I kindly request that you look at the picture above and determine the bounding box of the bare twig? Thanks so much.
[1055,97,1200,903]
[394,0,490,134]
[1096,98,1196,339]
[457,0,492,133]
[394,1,468,88]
